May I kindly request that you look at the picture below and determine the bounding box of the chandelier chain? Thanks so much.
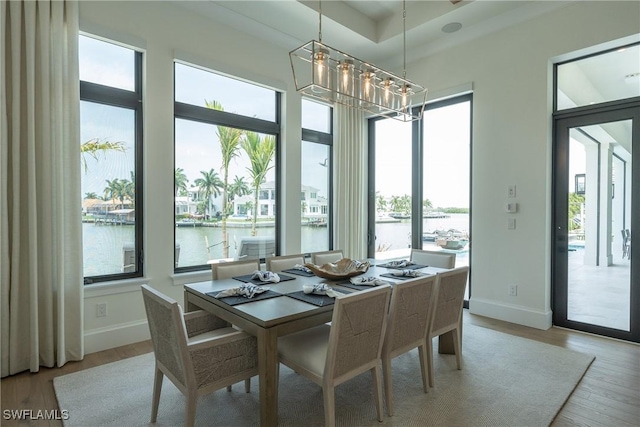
[403,0,407,79]
[318,0,322,42]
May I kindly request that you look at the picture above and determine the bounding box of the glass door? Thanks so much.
[553,107,639,342]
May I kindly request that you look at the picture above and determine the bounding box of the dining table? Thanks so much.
[183,259,450,427]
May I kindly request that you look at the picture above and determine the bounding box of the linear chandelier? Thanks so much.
[289,0,427,122]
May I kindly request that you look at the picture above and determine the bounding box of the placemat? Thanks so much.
[338,282,385,291]
[285,291,337,307]
[377,261,428,270]
[380,272,429,280]
[281,268,315,277]
[206,290,283,306]
[232,273,297,284]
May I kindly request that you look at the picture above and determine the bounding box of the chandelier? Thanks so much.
[289,0,427,122]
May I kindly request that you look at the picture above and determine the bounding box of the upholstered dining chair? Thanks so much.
[410,249,456,269]
[277,285,392,427]
[426,266,469,387]
[141,285,258,427]
[381,275,439,416]
[311,249,344,265]
[266,253,306,272]
[211,259,259,280]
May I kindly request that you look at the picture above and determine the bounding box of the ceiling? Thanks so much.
[173,0,573,70]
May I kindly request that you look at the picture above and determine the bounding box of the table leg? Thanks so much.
[257,327,279,427]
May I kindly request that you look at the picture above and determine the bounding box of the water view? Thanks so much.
[82,213,469,277]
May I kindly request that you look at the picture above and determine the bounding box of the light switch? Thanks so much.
[508,185,516,198]
[508,218,516,230]
[506,202,518,213]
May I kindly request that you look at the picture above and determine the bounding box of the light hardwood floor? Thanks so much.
[1,311,638,426]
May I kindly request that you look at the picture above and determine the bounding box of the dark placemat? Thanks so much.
[338,282,386,291]
[206,290,282,306]
[281,268,315,277]
[285,291,337,307]
[377,261,428,270]
[380,272,428,281]
[232,273,297,284]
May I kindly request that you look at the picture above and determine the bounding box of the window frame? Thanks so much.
[80,36,144,285]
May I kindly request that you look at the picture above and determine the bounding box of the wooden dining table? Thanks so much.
[183,260,449,427]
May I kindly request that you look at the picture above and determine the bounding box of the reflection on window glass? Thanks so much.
[175,62,276,122]
[557,44,640,110]
[301,141,330,253]
[175,119,276,267]
[79,35,135,91]
[302,99,331,133]
[374,118,412,258]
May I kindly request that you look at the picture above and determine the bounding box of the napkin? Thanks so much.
[349,276,388,286]
[251,270,281,283]
[386,259,415,268]
[215,284,270,299]
[302,283,340,298]
[292,264,313,274]
[391,269,423,278]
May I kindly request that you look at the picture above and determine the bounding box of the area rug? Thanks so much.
[54,324,594,426]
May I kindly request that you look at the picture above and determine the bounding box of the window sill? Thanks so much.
[84,277,151,298]
[171,270,211,287]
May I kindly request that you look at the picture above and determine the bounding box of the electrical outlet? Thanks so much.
[96,302,107,317]
[507,218,516,230]
[508,285,517,296]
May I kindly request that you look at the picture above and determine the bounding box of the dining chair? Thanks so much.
[141,285,258,427]
[410,249,456,269]
[277,285,392,427]
[211,259,259,280]
[266,253,306,272]
[426,266,469,387]
[311,249,344,265]
[381,275,439,416]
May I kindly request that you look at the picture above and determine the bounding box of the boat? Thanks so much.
[176,218,203,227]
[389,212,411,219]
[436,238,468,250]
[423,211,450,218]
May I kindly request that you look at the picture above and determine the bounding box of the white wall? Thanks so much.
[80,0,640,353]
[406,1,639,328]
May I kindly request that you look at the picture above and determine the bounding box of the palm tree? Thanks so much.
[84,192,99,200]
[194,169,223,219]
[81,138,125,172]
[423,198,433,212]
[205,100,243,257]
[376,192,387,213]
[104,178,128,209]
[174,168,189,196]
[227,175,250,215]
[241,132,275,236]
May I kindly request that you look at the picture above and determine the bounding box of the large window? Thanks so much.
[301,99,333,253]
[174,62,280,270]
[80,35,143,284]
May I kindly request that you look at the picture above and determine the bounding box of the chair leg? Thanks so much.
[418,341,429,393]
[244,378,251,393]
[382,355,394,416]
[184,392,198,427]
[371,365,384,422]
[453,328,462,370]
[227,385,232,392]
[151,367,163,422]
[426,336,435,388]
[322,384,336,427]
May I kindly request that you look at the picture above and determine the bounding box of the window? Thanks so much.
[301,99,333,253]
[174,62,279,270]
[80,35,143,284]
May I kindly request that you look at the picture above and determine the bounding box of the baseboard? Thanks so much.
[469,297,552,330]
[84,319,150,355]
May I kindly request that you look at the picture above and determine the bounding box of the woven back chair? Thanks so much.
[211,259,259,280]
[311,249,344,265]
[266,254,305,272]
[277,285,392,427]
[141,285,258,427]
[381,275,439,415]
[410,249,456,269]
[426,266,469,387]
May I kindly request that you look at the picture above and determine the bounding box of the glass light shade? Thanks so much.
[337,59,355,97]
[379,78,397,109]
[312,47,330,90]
[360,68,377,104]
[398,83,415,113]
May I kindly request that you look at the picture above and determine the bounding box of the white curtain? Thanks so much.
[1,0,83,377]
[333,105,368,259]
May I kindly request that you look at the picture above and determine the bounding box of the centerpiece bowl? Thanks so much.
[304,258,370,280]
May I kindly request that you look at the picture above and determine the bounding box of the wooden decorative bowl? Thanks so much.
[305,258,370,280]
